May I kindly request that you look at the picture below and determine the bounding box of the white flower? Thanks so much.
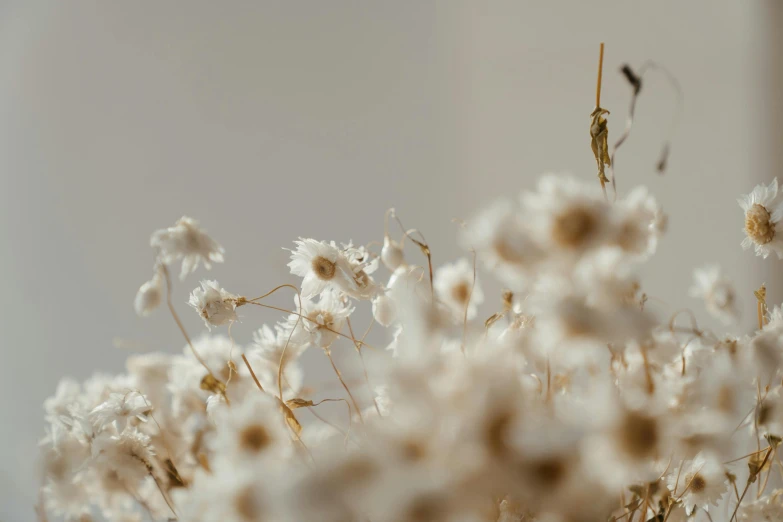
[133,267,163,317]
[434,258,484,322]
[612,186,665,258]
[247,324,305,396]
[150,216,225,279]
[688,265,739,324]
[91,427,158,485]
[287,238,358,298]
[286,292,353,348]
[188,280,239,329]
[667,453,728,511]
[521,174,611,255]
[89,391,151,430]
[460,198,542,291]
[738,497,783,521]
[211,392,289,461]
[738,178,783,259]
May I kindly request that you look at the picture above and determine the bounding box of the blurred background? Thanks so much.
[1,1,781,519]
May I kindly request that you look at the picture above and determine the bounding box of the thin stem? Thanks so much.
[391,211,434,299]
[241,354,265,392]
[724,447,770,464]
[324,348,363,424]
[306,403,357,449]
[729,447,772,522]
[346,316,381,416]
[596,42,604,108]
[242,301,376,350]
[758,445,777,499]
[246,283,301,303]
[161,265,217,380]
[758,300,764,330]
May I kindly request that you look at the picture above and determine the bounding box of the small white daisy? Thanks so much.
[211,392,289,461]
[738,178,783,259]
[613,186,665,258]
[460,198,542,291]
[286,292,354,348]
[667,453,728,511]
[521,174,611,255]
[150,216,225,279]
[434,258,484,322]
[188,280,240,329]
[287,238,358,299]
[247,324,306,396]
[688,265,739,324]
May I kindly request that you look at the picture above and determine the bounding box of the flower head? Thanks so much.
[738,178,783,259]
[188,280,239,329]
[151,216,225,279]
[689,265,739,324]
[286,292,354,348]
[434,258,484,322]
[667,453,728,511]
[287,238,358,299]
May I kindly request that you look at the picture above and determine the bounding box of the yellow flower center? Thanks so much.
[745,204,775,245]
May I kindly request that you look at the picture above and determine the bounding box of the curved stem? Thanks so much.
[323,348,363,425]
[161,265,216,380]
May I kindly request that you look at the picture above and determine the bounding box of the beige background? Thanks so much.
[0,2,779,519]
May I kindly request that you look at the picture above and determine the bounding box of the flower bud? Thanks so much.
[381,236,405,271]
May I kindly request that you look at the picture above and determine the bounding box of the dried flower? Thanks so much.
[434,258,483,322]
[188,280,239,328]
[150,216,225,279]
[689,265,739,324]
[738,178,783,259]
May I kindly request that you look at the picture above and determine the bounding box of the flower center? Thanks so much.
[527,456,567,487]
[312,256,337,280]
[239,424,270,453]
[552,205,598,248]
[234,486,261,521]
[745,204,775,245]
[493,238,526,264]
[308,310,335,331]
[688,472,707,493]
[451,282,471,304]
[618,411,659,459]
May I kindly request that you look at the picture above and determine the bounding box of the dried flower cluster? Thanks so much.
[37,88,783,522]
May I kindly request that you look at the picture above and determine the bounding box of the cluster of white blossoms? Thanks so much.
[38,173,783,522]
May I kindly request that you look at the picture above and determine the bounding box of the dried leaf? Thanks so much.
[278,399,303,437]
[484,312,505,330]
[590,107,611,183]
[286,398,315,409]
[200,374,226,395]
[163,458,186,489]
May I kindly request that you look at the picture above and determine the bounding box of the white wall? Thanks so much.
[0,2,774,519]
